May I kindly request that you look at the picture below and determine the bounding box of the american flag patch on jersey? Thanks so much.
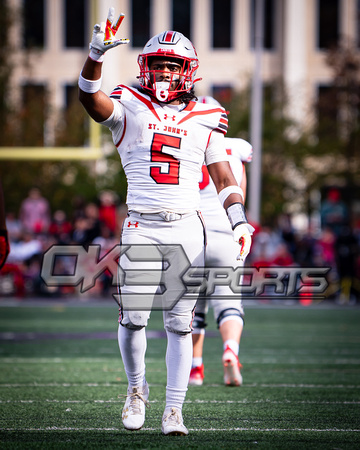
[217,113,228,134]
[110,85,124,101]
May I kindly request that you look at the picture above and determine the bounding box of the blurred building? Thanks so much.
[6,0,360,145]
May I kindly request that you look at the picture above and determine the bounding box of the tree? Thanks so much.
[226,40,360,228]
[225,80,313,227]
[0,0,14,146]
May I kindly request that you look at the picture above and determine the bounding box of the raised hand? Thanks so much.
[89,7,129,61]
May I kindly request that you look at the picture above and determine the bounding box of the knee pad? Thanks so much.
[164,311,193,335]
[120,322,145,331]
[192,312,207,331]
[120,310,149,329]
[217,308,244,328]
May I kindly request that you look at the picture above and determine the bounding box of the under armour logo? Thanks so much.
[127,221,139,228]
[164,114,176,121]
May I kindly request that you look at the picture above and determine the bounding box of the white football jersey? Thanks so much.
[199,138,253,234]
[102,85,229,213]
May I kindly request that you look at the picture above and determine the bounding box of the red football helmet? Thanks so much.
[137,31,200,102]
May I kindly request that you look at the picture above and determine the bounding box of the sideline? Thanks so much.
[0,297,358,309]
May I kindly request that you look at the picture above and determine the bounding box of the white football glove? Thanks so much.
[89,7,129,61]
[233,223,255,261]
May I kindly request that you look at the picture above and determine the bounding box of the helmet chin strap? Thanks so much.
[155,82,170,101]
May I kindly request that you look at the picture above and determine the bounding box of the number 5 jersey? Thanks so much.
[101,85,230,214]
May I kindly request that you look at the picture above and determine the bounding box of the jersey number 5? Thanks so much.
[150,133,180,184]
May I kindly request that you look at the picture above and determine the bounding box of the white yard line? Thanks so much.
[1,382,359,388]
[1,426,359,433]
[1,399,360,404]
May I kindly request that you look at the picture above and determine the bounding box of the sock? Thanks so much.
[192,357,203,368]
[165,330,192,411]
[118,324,147,388]
[223,339,239,356]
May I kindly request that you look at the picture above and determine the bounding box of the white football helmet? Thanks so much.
[137,31,200,102]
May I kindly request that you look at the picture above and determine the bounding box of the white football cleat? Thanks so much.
[222,346,243,386]
[161,407,189,436]
[122,383,149,431]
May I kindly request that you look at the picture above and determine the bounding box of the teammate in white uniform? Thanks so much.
[78,9,254,436]
[189,96,253,387]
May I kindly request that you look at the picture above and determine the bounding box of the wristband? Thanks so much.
[78,74,102,94]
[226,202,248,230]
[218,185,244,206]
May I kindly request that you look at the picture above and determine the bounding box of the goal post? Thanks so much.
[0,0,104,162]
[0,111,102,161]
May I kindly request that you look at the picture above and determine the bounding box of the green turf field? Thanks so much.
[0,300,359,449]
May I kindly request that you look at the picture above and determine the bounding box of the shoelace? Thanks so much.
[163,407,182,425]
[120,389,150,414]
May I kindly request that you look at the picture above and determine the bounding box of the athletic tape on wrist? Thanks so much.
[226,202,248,229]
[218,185,244,206]
[78,74,102,94]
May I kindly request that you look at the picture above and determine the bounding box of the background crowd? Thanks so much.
[1,186,359,303]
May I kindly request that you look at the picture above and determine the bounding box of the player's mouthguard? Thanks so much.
[155,82,170,101]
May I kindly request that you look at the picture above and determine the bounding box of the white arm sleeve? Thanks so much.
[205,131,229,166]
[99,98,125,144]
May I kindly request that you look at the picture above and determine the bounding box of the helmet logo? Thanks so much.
[158,31,180,44]
[157,48,175,53]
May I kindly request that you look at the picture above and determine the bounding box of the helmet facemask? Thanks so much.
[138,54,198,102]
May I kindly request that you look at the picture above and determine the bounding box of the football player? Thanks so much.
[79,8,254,436]
[190,96,253,387]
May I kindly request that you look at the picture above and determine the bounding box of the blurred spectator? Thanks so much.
[294,229,316,267]
[19,187,51,234]
[3,190,358,301]
[92,223,119,294]
[72,202,101,246]
[71,195,87,222]
[335,224,359,303]
[7,231,43,263]
[314,227,337,268]
[271,242,295,267]
[2,231,43,297]
[313,227,338,299]
[277,213,296,258]
[92,223,118,250]
[98,190,118,236]
[6,212,22,243]
[0,178,10,270]
[49,210,73,244]
[320,188,348,236]
[0,263,25,296]
[249,225,282,264]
